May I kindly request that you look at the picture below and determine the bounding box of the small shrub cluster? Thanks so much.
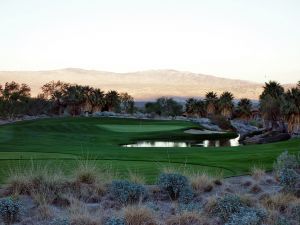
[274,217,292,225]
[145,202,160,212]
[290,204,300,222]
[213,194,243,221]
[105,217,126,225]
[110,180,147,205]
[0,197,22,225]
[177,186,194,204]
[279,168,299,192]
[177,202,202,213]
[225,207,266,225]
[273,151,299,174]
[274,151,300,194]
[158,173,193,201]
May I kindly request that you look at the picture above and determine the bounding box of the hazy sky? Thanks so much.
[0,0,300,83]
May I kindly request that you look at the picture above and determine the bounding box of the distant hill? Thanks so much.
[0,68,295,100]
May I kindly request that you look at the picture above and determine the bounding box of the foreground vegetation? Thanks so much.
[0,117,299,183]
[0,151,299,225]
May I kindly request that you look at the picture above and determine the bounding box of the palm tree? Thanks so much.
[105,90,120,112]
[185,98,206,117]
[236,98,252,120]
[281,88,300,133]
[80,86,93,114]
[260,81,284,99]
[89,88,105,113]
[218,91,234,119]
[205,92,218,116]
[185,98,198,116]
[194,100,206,117]
[259,81,285,130]
[64,85,87,116]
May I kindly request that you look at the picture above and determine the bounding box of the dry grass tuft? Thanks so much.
[166,211,208,225]
[123,205,158,225]
[128,170,146,184]
[189,172,214,193]
[6,162,67,199]
[250,165,266,180]
[239,194,257,207]
[261,193,300,212]
[68,198,102,225]
[36,204,54,220]
[74,160,99,184]
[203,196,218,215]
[161,166,182,174]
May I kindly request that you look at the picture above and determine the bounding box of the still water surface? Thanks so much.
[123,136,240,148]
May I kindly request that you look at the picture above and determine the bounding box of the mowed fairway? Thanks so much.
[0,117,299,183]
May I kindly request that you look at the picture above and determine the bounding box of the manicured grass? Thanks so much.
[0,117,299,183]
[97,124,188,132]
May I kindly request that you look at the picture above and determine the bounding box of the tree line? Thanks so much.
[1,80,299,134]
[144,81,300,134]
[0,81,134,119]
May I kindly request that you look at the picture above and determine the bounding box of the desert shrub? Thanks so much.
[279,168,299,192]
[273,151,299,174]
[145,202,160,211]
[105,217,126,225]
[225,207,266,225]
[213,194,244,222]
[274,217,292,225]
[290,204,300,222]
[0,197,22,225]
[158,173,189,200]
[178,186,194,204]
[178,202,202,213]
[49,218,71,225]
[110,180,147,205]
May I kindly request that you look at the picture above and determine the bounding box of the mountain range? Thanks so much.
[0,68,295,101]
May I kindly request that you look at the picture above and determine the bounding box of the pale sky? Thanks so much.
[0,0,300,84]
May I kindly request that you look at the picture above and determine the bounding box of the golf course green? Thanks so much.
[0,117,299,183]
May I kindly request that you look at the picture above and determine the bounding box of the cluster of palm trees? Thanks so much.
[260,81,300,133]
[0,81,134,118]
[185,91,246,119]
[185,80,300,134]
[41,81,134,116]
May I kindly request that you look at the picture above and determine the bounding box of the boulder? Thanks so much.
[231,120,258,136]
[243,131,291,145]
[190,117,222,131]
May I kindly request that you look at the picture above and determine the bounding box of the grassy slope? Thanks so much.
[0,117,299,183]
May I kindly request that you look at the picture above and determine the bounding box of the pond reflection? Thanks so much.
[123,136,240,148]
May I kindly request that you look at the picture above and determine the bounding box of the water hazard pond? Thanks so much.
[123,136,240,148]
